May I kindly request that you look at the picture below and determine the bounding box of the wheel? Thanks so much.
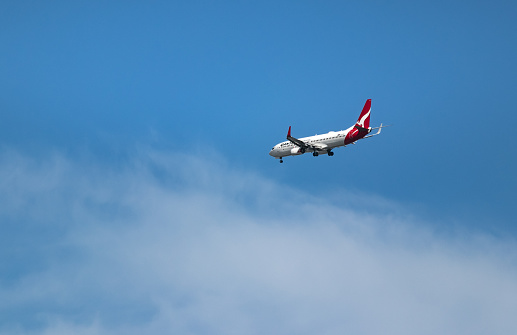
[280,159,283,163]
[328,151,334,156]
[313,151,319,157]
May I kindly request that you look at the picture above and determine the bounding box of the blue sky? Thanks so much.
[1,1,517,334]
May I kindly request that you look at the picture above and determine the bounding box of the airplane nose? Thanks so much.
[269,149,274,157]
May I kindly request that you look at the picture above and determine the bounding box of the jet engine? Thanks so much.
[290,147,304,155]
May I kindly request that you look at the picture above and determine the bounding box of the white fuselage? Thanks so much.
[269,125,355,158]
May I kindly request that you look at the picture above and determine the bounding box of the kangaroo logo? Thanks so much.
[357,108,370,128]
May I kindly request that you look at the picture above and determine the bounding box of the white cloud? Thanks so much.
[0,148,516,335]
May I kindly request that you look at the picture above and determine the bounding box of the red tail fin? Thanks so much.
[356,99,371,129]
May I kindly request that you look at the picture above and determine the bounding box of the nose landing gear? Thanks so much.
[279,158,283,163]
[327,150,334,156]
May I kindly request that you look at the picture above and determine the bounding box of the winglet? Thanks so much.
[287,126,291,138]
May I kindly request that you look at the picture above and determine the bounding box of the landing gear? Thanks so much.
[313,151,319,157]
[327,150,334,156]
[279,158,283,163]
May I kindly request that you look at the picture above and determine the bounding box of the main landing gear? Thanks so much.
[279,158,283,163]
[313,151,334,157]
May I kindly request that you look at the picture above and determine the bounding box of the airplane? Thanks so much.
[269,99,388,163]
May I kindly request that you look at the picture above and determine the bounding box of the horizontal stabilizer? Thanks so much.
[363,123,391,139]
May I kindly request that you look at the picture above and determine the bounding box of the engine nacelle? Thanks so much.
[291,147,304,155]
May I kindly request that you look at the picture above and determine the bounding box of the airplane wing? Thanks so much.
[286,126,328,152]
[287,126,307,147]
[311,143,328,150]
[286,126,311,152]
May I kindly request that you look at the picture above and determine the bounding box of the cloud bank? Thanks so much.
[1,148,516,335]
